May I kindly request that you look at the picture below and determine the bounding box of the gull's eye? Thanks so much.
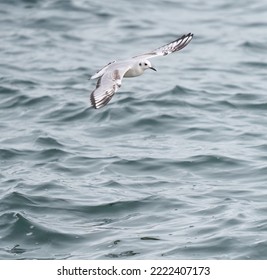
[144,63,147,66]
[139,63,142,66]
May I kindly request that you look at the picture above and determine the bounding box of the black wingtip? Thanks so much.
[90,93,97,109]
[171,33,194,53]
[182,33,194,39]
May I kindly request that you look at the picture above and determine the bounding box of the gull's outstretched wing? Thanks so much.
[90,64,131,109]
[134,33,193,60]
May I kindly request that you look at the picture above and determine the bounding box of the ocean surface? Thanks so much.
[1,0,267,260]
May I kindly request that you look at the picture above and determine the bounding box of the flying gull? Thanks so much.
[90,33,193,109]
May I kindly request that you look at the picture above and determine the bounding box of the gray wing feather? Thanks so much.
[134,33,193,59]
[90,76,117,109]
[90,64,131,109]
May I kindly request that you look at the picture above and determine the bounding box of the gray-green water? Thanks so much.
[1,0,267,259]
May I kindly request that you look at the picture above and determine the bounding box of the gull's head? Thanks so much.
[138,60,157,72]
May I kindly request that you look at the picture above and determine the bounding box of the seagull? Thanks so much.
[90,33,193,109]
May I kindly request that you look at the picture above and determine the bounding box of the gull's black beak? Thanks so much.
[150,67,157,72]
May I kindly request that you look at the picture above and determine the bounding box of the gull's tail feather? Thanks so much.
[90,60,116,80]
